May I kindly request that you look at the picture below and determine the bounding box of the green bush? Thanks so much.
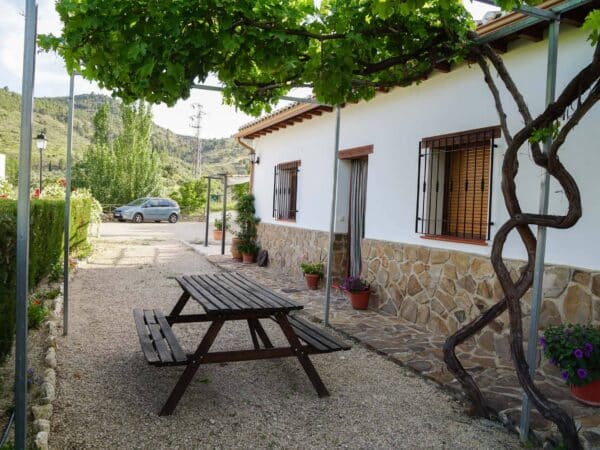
[70,197,93,257]
[170,179,207,215]
[231,182,249,202]
[28,297,48,330]
[0,197,94,363]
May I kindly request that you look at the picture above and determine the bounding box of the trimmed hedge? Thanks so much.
[0,198,92,363]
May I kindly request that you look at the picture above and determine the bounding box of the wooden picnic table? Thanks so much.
[133,271,350,415]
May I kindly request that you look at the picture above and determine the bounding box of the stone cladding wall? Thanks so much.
[361,238,600,354]
[257,223,348,279]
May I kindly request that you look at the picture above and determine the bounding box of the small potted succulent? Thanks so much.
[237,240,259,264]
[340,276,371,310]
[300,261,324,290]
[541,324,599,406]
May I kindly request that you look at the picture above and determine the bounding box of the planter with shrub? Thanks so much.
[213,214,232,241]
[339,276,371,310]
[300,261,323,290]
[238,241,259,264]
[234,194,260,264]
[541,324,600,406]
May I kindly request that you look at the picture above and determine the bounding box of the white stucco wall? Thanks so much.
[0,153,5,180]
[251,26,600,271]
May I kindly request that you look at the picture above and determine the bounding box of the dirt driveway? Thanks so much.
[50,227,521,449]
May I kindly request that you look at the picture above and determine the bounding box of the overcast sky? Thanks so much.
[1,1,496,138]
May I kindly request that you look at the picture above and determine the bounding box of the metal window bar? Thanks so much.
[416,127,499,241]
[273,161,300,220]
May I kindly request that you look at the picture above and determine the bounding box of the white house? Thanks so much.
[234,2,600,340]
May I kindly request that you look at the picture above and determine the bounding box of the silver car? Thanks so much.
[113,197,180,223]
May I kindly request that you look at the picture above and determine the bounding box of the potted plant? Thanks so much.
[213,217,224,241]
[234,194,260,262]
[238,240,259,264]
[339,276,371,310]
[213,214,232,241]
[300,261,323,290]
[541,324,599,406]
[231,236,242,260]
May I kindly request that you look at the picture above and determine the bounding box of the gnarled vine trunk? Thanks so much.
[444,37,600,450]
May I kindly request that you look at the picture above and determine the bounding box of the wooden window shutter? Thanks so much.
[416,126,498,241]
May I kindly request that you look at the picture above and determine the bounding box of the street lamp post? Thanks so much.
[36,132,47,191]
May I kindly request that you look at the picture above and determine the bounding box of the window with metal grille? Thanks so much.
[273,160,300,220]
[415,127,499,241]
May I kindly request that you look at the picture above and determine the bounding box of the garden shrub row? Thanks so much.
[0,198,93,363]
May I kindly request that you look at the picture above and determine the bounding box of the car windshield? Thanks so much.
[126,198,147,206]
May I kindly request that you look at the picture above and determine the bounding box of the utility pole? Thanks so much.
[190,103,205,178]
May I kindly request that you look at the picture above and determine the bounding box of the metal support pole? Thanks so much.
[204,178,211,246]
[520,18,560,443]
[191,83,325,105]
[221,174,228,256]
[15,1,38,448]
[324,105,341,327]
[63,73,75,336]
[39,149,43,191]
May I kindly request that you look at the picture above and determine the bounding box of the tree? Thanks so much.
[170,179,207,215]
[75,101,161,204]
[41,2,600,447]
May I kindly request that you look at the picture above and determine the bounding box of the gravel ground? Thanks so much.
[51,232,522,449]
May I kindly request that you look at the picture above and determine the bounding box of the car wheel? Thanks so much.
[168,213,178,224]
[133,213,144,223]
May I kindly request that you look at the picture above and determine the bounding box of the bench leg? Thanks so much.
[275,314,329,398]
[250,319,274,349]
[159,320,224,416]
[167,292,191,324]
[247,320,260,350]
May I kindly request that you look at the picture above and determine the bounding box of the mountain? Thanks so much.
[0,88,249,183]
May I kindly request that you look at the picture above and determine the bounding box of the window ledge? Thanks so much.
[420,234,488,247]
[274,218,297,223]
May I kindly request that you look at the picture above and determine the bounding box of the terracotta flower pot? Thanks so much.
[571,379,600,407]
[231,237,242,260]
[304,274,320,290]
[346,290,370,310]
[242,253,254,264]
[213,229,223,241]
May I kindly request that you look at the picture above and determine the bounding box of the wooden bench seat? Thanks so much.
[133,309,189,366]
[287,315,351,354]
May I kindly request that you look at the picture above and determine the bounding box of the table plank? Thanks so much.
[178,276,228,313]
[223,272,301,309]
[287,315,350,350]
[155,311,188,363]
[144,310,157,324]
[148,323,174,363]
[192,275,254,310]
[133,309,160,364]
[207,274,275,310]
[177,271,301,315]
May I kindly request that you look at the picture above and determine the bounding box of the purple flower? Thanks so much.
[577,368,589,380]
[584,343,593,353]
[561,371,569,380]
[573,348,584,359]
[539,337,547,348]
[585,350,592,359]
